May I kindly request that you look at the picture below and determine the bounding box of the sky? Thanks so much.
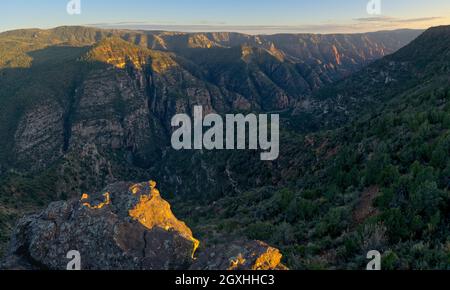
[1,0,450,34]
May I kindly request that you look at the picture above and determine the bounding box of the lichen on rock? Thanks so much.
[81,192,111,209]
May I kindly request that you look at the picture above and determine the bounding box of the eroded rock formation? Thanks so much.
[0,181,286,270]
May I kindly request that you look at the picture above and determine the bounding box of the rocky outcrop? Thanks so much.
[0,181,286,270]
[190,240,288,270]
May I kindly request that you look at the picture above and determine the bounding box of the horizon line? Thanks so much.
[0,24,434,36]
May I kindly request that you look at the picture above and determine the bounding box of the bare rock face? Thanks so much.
[0,181,286,270]
[70,52,154,165]
[14,100,65,170]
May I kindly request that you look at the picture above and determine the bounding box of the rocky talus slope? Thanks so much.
[0,181,286,270]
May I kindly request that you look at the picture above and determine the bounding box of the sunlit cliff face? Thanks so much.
[128,181,200,258]
[86,37,177,73]
[81,180,199,258]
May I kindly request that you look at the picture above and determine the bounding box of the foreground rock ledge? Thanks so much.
[1,181,287,270]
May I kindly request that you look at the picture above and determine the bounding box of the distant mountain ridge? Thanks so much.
[300,25,450,129]
[0,26,422,173]
[0,26,422,88]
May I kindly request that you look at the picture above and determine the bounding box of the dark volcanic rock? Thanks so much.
[0,181,196,270]
[0,181,286,270]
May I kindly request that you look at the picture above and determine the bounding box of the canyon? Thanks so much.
[2,26,450,269]
[171,106,280,160]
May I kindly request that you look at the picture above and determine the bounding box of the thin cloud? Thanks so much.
[90,23,359,34]
[396,17,443,23]
[355,16,443,23]
[354,16,396,22]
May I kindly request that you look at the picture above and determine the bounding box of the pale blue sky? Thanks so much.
[1,0,450,34]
